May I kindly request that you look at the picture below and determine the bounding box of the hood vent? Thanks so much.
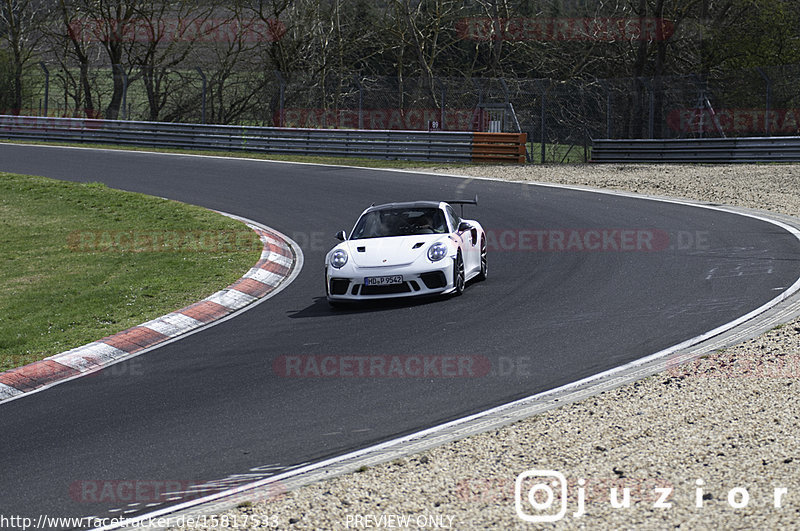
[412,242,425,249]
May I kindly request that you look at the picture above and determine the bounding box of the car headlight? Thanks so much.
[330,249,348,268]
[427,242,448,262]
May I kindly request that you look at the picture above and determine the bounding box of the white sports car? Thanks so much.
[325,198,487,303]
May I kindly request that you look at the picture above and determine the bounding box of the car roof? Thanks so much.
[363,201,444,213]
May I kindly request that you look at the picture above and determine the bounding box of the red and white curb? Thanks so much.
[0,215,300,404]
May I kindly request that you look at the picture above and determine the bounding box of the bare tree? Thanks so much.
[79,0,141,120]
[0,0,48,113]
[127,1,215,121]
[55,0,102,117]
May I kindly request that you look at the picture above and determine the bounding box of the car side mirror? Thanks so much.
[335,230,347,241]
[457,222,471,232]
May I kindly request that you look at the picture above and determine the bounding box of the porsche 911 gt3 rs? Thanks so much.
[325,198,487,303]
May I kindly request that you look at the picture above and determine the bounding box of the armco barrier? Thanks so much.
[592,136,800,163]
[0,115,527,164]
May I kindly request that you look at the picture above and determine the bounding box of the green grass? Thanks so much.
[0,173,262,372]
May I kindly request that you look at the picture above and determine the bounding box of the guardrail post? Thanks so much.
[123,70,127,120]
[756,67,772,135]
[500,78,511,132]
[39,62,49,117]
[354,74,363,129]
[112,65,128,121]
[649,81,654,139]
[274,70,285,127]
[639,77,655,139]
[583,129,589,163]
[440,80,446,130]
[196,68,207,124]
[605,82,612,138]
[537,80,546,163]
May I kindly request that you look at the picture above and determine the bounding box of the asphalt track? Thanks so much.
[1,144,799,528]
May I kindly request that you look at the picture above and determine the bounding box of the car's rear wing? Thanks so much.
[447,194,478,216]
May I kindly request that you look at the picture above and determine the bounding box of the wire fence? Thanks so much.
[9,63,800,163]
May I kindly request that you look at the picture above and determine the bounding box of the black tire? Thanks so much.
[476,237,488,281]
[453,252,465,296]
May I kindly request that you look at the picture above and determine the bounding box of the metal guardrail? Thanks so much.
[0,115,527,164]
[592,137,800,163]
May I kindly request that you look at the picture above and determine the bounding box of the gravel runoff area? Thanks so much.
[172,164,800,530]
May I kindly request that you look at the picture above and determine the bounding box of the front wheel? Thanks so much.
[453,252,465,296]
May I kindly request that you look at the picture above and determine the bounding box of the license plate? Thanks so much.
[364,275,403,286]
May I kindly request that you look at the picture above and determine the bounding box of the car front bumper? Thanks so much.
[326,258,456,301]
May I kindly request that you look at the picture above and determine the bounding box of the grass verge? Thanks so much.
[0,172,262,372]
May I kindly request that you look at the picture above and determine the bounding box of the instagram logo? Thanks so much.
[515,470,568,523]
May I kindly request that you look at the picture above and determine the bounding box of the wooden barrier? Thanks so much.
[471,132,527,163]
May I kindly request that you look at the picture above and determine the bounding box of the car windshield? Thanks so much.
[350,207,448,239]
